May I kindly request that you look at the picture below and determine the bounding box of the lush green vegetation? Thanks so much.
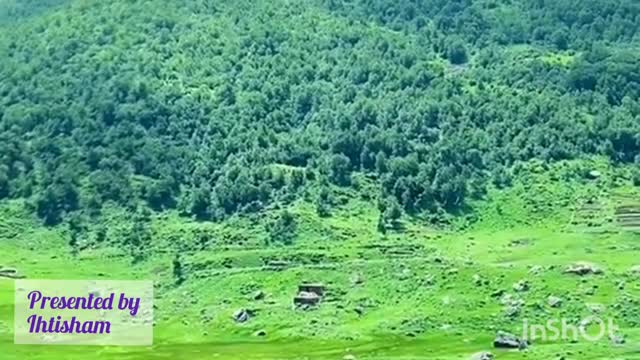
[0,0,639,231]
[1,0,640,359]
[2,161,640,359]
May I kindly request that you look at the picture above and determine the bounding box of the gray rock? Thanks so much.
[513,280,530,292]
[252,290,265,301]
[610,334,625,345]
[564,262,603,276]
[0,267,25,279]
[586,303,605,314]
[548,296,563,308]
[494,331,527,349]
[470,352,494,360]
[232,309,251,323]
[528,265,544,275]
[504,305,520,318]
[423,274,436,286]
[350,273,364,286]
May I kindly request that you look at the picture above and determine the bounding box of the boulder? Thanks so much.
[513,280,530,292]
[504,305,520,319]
[252,290,265,301]
[254,329,267,337]
[494,331,527,349]
[564,262,602,276]
[548,296,563,308]
[0,267,24,279]
[586,303,605,314]
[610,334,625,345]
[232,309,251,323]
[294,291,321,307]
[423,274,436,286]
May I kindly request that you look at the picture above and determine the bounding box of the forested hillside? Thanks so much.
[0,0,639,228]
[0,0,68,23]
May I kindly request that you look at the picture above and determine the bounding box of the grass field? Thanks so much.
[2,160,640,359]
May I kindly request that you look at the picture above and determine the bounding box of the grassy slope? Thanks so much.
[2,159,640,359]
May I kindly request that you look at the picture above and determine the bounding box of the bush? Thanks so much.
[633,169,640,187]
[268,210,297,245]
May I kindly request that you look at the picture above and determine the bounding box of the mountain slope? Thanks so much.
[0,0,639,228]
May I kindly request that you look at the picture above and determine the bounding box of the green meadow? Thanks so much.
[2,160,640,359]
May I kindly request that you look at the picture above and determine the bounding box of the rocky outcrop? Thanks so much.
[232,309,252,323]
[564,262,603,276]
[494,331,527,349]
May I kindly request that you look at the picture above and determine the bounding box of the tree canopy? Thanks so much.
[0,0,638,225]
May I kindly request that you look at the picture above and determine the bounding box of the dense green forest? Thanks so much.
[0,0,67,23]
[0,0,639,228]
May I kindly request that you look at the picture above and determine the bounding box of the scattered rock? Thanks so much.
[446,268,459,276]
[529,265,544,275]
[343,355,357,360]
[350,273,364,286]
[513,280,530,292]
[499,294,524,307]
[254,329,267,337]
[232,309,251,323]
[294,291,322,307]
[494,331,527,350]
[564,262,603,276]
[510,238,534,247]
[610,334,625,346]
[584,287,596,295]
[423,274,436,286]
[586,303,605,314]
[252,290,265,301]
[397,268,412,280]
[471,352,494,360]
[548,296,563,308]
[629,265,640,274]
[473,274,489,287]
[200,308,214,323]
[504,305,520,318]
[0,267,25,279]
